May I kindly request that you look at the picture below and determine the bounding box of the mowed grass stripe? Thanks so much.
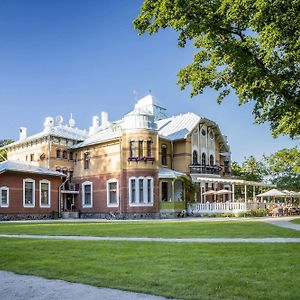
[0,221,300,238]
[0,238,299,300]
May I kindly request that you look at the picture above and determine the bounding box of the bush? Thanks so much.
[256,208,266,217]
[51,211,59,219]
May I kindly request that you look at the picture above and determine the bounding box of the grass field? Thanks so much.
[291,218,300,224]
[1,220,299,299]
[0,238,299,300]
[0,220,300,238]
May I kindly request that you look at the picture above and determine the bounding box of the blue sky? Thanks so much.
[0,0,298,163]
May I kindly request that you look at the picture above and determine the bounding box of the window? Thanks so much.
[192,150,198,164]
[130,178,136,203]
[129,177,153,206]
[161,145,167,166]
[161,181,168,201]
[201,153,206,165]
[129,141,135,157]
[69,152,73,160]
[56,149,61,159]
[209,130,214,139]
[84,151,90,170]
[147,140,152,157]
[30,154,34,162]
[139,178,144,203]
[210,154,214,166]
[107,179,119,207]
[82,182,93,208]
[201,129,206,136]
[74,153,78,164]
[138,141,143,158]
[0,187,9,208]
[62,150,68,159]
[40,180,50,207]
[23,179,35,207]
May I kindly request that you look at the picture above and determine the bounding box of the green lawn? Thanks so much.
[0,220,300,238]
[291,218,300,224]
[0,238,299,300]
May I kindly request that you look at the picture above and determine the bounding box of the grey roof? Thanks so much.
[156,112,201,140]
[1,125,88,150]
[0,160,65,177]
[72,127,121,149]
[159,167,186,179]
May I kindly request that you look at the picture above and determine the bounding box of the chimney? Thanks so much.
[101,111,108,129]
[19,127,27,140]
[89,116,100,135]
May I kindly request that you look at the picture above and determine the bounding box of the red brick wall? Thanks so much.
[73,168,159,214]
[0,171,62,214]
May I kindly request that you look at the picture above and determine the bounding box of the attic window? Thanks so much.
[209,131,214,139]
[201,129,206,136]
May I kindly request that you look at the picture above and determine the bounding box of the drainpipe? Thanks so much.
[171,140,174,170]
[58,175,69,216]
[119,137,122,216]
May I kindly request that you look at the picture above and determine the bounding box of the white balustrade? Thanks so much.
[187,202,251,215]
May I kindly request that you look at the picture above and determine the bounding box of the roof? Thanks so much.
[1,125,88,150]
[0,160,65,177]
[156,112,201,140]
[72,127,121,149]
[159,167,186,179]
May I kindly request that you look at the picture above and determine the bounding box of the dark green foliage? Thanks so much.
[134,0,300,138]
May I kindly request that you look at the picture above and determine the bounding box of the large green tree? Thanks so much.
[134,0,300,138]
[0,139,14,162]
[266,147,300,190]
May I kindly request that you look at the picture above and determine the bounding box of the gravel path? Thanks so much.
[0,271,169,300]
[1,234,300,243]
[264,220,300,231]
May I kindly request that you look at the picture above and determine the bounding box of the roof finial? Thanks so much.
[148,89,152,95]
[69,113,75,127]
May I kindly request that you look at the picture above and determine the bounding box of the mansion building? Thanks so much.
[0,95,233,219]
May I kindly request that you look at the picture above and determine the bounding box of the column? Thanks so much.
[171,180,175,202]
[232,184,235,202]
[244,185,247,202]
[253,185,256,202]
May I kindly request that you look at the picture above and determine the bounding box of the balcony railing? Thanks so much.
[189,164,222,175]
[62,182,79,193]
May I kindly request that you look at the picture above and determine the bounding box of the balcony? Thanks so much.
[61,182,80,194]
[189,164,222,176]
[128,156,155,163]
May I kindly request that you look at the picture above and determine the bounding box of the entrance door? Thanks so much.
[161,182,168,201]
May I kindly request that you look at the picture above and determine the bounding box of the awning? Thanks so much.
[191,175,275,188]
[256,189,286,197]
[159,167,186,179]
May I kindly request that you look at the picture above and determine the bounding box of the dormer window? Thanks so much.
[201,129,206,136]
[209,130,214,140]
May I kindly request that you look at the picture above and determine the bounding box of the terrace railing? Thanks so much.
[189,164,222,176]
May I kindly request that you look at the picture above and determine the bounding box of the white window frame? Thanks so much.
[129,176,154,207]
[0,186,9,208]
[107,179,119,208]
[23,178,35,208]
[39,179,51,208]
[82,181,93,208]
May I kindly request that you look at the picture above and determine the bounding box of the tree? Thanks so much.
[0,140,14,162]
[134,0,300,138]
[266,147,300,190]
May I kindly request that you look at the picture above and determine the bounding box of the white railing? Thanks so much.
[187,202,258,215]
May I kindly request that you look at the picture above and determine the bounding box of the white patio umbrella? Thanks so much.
[256,188,286,197]
[216,189,233,195]
[202,190,216,196]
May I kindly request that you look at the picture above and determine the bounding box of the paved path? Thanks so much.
[264,219,300,231]
[1,234,300,243]
[0,271,169,300]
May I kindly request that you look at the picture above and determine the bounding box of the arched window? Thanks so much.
[210,154,214,166]
[201,153,206,165]
[62,151,68,160]
[56,149,61,159]
[192,150,198,164]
